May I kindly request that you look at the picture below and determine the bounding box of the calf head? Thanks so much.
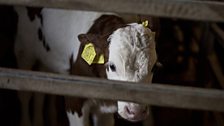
[74,21,157,122]
[106,23,157,122]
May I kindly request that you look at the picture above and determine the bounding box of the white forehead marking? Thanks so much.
[107,23,157,82]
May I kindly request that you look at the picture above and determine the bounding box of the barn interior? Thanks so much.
[0,3,223,126]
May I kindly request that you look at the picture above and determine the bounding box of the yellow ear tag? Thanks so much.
[93,54,104,64]
[81,43,96,65]
[142,20,149,27]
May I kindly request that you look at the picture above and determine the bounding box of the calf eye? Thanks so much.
[109,63,116,72]
[106,62,116,72]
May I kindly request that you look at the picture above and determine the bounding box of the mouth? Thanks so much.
[115,113,144,124]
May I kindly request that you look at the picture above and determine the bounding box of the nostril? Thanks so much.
[125,106,134,115]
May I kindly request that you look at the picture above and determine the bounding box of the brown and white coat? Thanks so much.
[14,6,158,126]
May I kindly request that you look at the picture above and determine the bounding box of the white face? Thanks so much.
[106,23,157,122]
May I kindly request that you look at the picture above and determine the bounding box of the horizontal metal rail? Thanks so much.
[0,0,224,22]
[0,67,224,112]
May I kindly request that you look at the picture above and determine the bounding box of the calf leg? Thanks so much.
[18,91,32,126]
[47,95,58,126]
[15,46,43,126]
[33,93,45,126]
[16,56,35,126]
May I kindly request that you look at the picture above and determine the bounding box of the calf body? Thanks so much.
[15,7,103,73]
[14,7,104,126]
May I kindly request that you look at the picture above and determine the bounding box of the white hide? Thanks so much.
[106,23,157,121]
[67,112,84,126]
[15,7,103,73]
[107,23,156,82]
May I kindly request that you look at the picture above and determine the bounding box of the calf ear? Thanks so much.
[78,33,99,44]
[78,34,105,59]
[78,34,89,43]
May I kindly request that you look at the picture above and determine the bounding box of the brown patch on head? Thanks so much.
[71,15,126,78]
[88,15,126,35]
[78,33,108,56]
[71,33,109,78]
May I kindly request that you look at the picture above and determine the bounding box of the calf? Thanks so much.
[67,15,157,126]
[14,6,157,126]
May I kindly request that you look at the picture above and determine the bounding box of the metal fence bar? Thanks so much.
[0,67,224,112]
[0,0,224,22]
